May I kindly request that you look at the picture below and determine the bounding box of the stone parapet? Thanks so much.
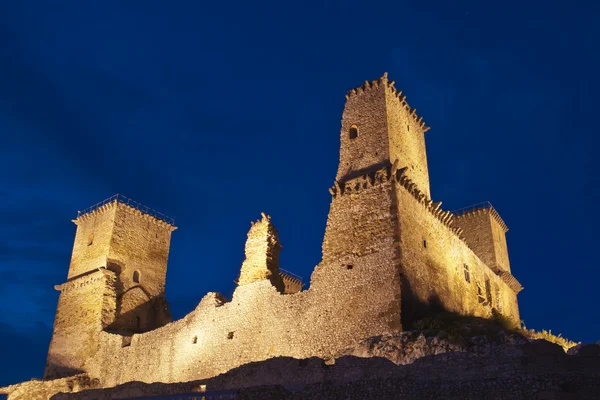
[498,271,524,293]
[329,163,460,238]
[74,194,176,231]
[454,202,509,233]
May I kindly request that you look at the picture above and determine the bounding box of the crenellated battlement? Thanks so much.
[454,202,509,233]
[74,194,176,231]
[327,161,525,297]
[345,72,430,132]
[329,163,461,238]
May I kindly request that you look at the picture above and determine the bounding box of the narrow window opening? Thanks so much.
[346,265,353,270]
[227,332,234,340]
[477,282,485,304]
[133,270,140,284]
[192,336,198,344]
[135,316,141,330]
[423,239,427,248]
[485,278,493,306]
[495,284,503,313]
[88,233,94,246]
[463,264,470,283]
[349,125,358,140]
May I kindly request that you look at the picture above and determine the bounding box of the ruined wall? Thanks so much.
[84,196,403,387]
[237,213,284,292]
[393,174,520,325]
[1,374,100,400]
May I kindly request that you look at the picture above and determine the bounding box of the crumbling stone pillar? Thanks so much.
[237,213,285,292]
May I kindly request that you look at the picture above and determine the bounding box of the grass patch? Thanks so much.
[521,327,579,352]
[411,311,578,351]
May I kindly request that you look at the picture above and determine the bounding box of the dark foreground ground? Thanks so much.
[52,339,600,400]
[3,330,600,400]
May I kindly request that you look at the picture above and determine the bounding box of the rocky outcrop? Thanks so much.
[567,342,600,356]
[337,329,528,365]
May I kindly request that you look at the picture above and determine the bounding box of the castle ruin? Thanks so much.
[1,73,523,399]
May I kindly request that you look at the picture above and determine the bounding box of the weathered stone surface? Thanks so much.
[237,213,284,292]
[337,329,528,365]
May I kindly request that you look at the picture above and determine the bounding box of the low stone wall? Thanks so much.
[44,339,600,400]
[1,375,99,400]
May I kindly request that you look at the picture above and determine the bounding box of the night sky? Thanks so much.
[1,0,599,387]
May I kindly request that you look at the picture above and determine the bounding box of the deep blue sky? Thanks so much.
[1,0,598,387]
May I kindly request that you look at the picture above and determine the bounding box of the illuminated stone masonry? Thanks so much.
[1,74,523,400]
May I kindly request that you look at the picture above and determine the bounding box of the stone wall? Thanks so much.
[394,178,520,325]
[82,195,404,388]
[237,213,284,292]
[45,270,116,378]
[1,375,100,400]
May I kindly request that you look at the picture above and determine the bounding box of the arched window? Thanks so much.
[133,270,140,284]
[349,125,359,139]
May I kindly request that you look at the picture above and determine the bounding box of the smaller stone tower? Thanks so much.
[45,195,176,379]
[453,202,511,274]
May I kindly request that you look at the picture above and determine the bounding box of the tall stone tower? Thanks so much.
[45,195,176,378]
[322,73,520,328]
[316,72,431,335]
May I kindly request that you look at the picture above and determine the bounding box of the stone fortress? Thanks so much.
[2,73,525,399]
